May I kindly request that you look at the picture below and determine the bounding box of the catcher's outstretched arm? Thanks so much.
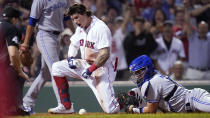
[130,102,159,113]
[142,102,159,113]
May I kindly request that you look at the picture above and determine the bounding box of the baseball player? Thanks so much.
[125,55,210,113]
[47,4,120,114]
[20,0,75,113]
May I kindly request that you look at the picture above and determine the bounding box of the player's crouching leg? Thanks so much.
[48,62,74,114]
[103,98,120,114]
[52,61,65,77]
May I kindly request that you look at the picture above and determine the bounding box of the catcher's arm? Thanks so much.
[128,102,159,113]
[8,45,30,82]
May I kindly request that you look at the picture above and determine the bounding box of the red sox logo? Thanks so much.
[80,39,95,49]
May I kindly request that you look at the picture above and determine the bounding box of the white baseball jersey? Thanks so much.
[30,0,70,32]
[151,37,185,73]
[52,16,120,113]
[68,16,114,67]
[111,28,128,70]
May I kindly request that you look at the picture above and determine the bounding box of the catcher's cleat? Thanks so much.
[48,103,74,114]
[22,103,35,114]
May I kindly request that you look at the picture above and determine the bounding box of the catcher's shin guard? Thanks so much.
[53,76,71,109]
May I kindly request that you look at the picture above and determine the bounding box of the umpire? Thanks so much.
[0,6,30,116]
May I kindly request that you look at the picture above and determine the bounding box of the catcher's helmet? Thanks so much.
[129,55,154,84]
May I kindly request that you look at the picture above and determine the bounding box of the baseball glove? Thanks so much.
[19,50,33,67]
[117,91,139,112]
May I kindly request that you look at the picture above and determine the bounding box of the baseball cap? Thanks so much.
[163,20,174,26]
[2,6,20,18]
[114,16,123,23]
[60,28,73,38]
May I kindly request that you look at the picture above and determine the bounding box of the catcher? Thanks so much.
[118,55,210,113]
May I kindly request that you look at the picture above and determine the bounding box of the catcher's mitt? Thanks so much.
[117,91,139,112]
[19,50,33,67]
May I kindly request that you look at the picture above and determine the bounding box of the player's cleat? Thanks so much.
[48,103,75,114]
[22,103,35,114]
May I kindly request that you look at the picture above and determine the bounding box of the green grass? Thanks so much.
[14,113,210,118]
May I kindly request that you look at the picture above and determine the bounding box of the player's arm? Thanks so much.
[7,35,30,82]
[94,47,110,67]
[21,0,41,50]
[82,47,110,79]
[21,17,37,49]
[142,102,159,113]
[23,24,34,46]
[129,102,159,114]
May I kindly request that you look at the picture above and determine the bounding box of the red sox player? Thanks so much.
[48,4,120,114]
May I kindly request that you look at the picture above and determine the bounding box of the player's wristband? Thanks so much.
[140,107,144,113]
[88,64,98,72]
[28,17,38,27]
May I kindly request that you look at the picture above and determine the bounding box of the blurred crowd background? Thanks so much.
[0,0,210,81]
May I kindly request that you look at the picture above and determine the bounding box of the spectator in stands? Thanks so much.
[142,0,171,21]
[132,0,151,16]
[124,16,157,65]
[170,60,185,80]
[81,0,96,13]
[59,28,73,60]
[106,6,118,23]
[149,8,166,38]
[191,0,210,29]
[110,7,132,81]
[95,0,107,18]
[185,11,210,79]
[173,7,189,61]
[151,20,185,75]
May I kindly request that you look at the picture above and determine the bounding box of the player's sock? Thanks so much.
[53,76,71,109]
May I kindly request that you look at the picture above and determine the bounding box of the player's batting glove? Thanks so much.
[82,64,98,79]
[67,57,76,69]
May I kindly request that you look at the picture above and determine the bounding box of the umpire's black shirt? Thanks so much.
[0,19,22,65]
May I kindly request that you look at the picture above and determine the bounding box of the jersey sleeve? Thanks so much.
[68,34,80,57]
[141,79,161,103]
[6,28,21,48]
[96,25,111,49]
[30,0,44,19]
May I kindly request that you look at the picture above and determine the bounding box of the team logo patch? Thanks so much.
[12,36,19,44]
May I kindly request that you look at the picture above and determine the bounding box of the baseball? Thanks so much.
[79,108,87,115]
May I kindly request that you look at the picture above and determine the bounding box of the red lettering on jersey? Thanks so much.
[80,40,95,49]
[90,42,95,49]
[80,39,84,46]
[85,40,89,47]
